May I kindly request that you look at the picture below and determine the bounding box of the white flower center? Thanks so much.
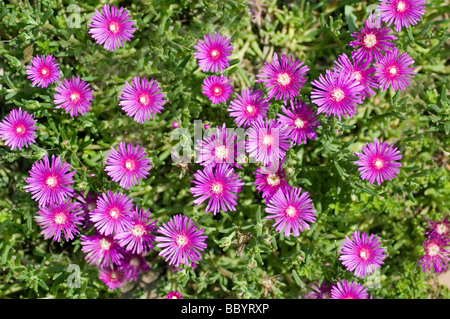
[427,243,440,257]
[109,207,120,219]
[45,175,58,189]
[125,159,136,171]
[213,86,222,96]
[246,105,256,115]
[131,224,146,237]
[396,1,407,12]
[373,158,385,170]
[15,124,26,135]
[331,88,345,102]
[352,71,362,82]
[99,238,112,251]
[129,257,140,267]
[109,22,120,34]
[70,92,81,103]
[211,49,220,59]
[88,203,96,211]
[40,67,50,77]
[285,205,297,218]
[211,182,224,194]
[267,174,281,186]
[214,145,229,160]
[54,212,67,225]
[294,118,306,129]
[363,33,377,48]
[277,73,291,86]
[110,271,119,281]
[359,249,370,261]
[176,234,189,247]
[139,94,150,106]
[437,223,448,235]
[262,134,274,147]
[388,66,398,76]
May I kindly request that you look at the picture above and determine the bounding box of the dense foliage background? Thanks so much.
[0,0,449,299]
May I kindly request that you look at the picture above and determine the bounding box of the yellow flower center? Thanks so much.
[267,174,281,186]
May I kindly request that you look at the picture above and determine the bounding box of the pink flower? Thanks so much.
[194,33,234,73]
[202,75,233,104]
[0,107,38,151]
[26,55,61,88]
[54,76,94,117]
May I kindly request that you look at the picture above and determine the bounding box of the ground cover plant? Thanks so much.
[0,0,449,299]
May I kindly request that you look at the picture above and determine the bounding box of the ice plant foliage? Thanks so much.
[88,4,136,51]
[24,155,75,207]
[418,234,450,273]
[265,187,316,237]
[80,233,125,267]
[377,0,426,32]
[254,159,292,203]
[348,14,397,63]
[114,206,157,255]
[54,75,94,117]
[190,164,245,215]
[26,55,61,88]
[277,99,319,145]
[90,190,134,236]
[339,231,387,278]
[374,47,416,92]
[0,107,38,151]
[194,33,234,73]
[228,88,270,129]
[34,200,84,242]
[104,142,151,189]
[256,52,309,101]
[119,76,166,124]
[354,138,402,186]
[155,214,208,266]
[246,118,291,166]
[330,280,369,299]
[202,75,233,104]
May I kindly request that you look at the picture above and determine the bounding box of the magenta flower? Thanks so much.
[304,281,332,299]
[119,76,166,124]
[155,214,208,266]
[310,70,364,121]
[0,107,38,151]
[90,190,134,236]
[330,280,368,299]
[418,234,450,273]
[333,52,379,99]
[190,164,244,215]
[246,118,291,166]
[374,47,416,92]
[80,233,125,267]
[167,291,183,299]
[114,206,157,255]
[26,55,61,88]
[195,123,244,168]
[254,159,292,203]
[194,33,233,73]
[354,138,402,186]
[265,187,316,237]
[277,99,319,145]
[256,52,309,101]
[34,200,84,242]
[377,0,426,32]
[105,142,151,189]
[339,231,387,279]
[88,4,136,52]
[228,88,270,129]
[202,75,233,104]
[424,214,450,239]
[99,266,126,290]
[24,155,75,207]
[119,253,151,282]
[75,192,98,229]
[348,14,397,63]
[54,76,94,117]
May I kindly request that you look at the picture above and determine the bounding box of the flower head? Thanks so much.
[310,70,364,121]
[418,234,450,273]
[254,159,292,203]
[256,52,309,101]
[155,214,208,266]
[119,76,166,124]
[377,0,426,32]
[228,88,270,129]
[0,107,38,151]
[114,206,157,255]
[80,233,125,267]
[354,138,402,186]
[195,123,244,168]
[246,118,291,166]
[194,33,233,73]
[24,155,75,207]
[265,187,316,237]
[88,4,136,51]
[374,47,416,92]
[26,55,61,88]
[34,200,84,242]
[304,281,332,299]
[202,75,233,104]
[99,266,126,290]
[54,76,94,117]
[348,14,397,63]
[75,192,99,229]
[90,191,134,236]
[277,99,319,145]
[167,291,183,299]
[339,231,387,278]
[119,253,151,282]
[105,142,151,189]
[424,214,450,239]
[190,164,244,215]
[333,52,379,99]
[330,280,368,299]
